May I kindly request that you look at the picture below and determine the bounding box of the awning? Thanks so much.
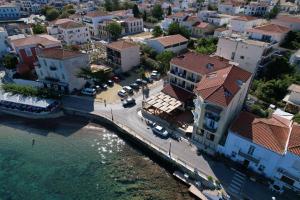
[144,92,182,113]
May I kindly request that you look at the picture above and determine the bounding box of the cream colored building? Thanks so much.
[192,65,252,153]
[216,34,278,74]
[36,48,89,92]
[47,19,90,45]
[106,40,140,73]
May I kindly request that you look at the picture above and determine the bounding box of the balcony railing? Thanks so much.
[203,123,217,133]
[277,168,300,182]
[238,150,260,164]
[205,112,220,121]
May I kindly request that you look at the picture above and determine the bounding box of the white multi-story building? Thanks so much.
[283,84,300,113]
[0,4,21,20]
[146,34,188,54]
[82,11,114,38]
[106,40,140,73]
[192,60,252,153]
[160,12,189,30]
[198,10,234,26]
[244,1,271,16]
[220,111,300,193]
[229,15,264,33]
[218,0,245,15]
[36,48,89,92]
[246,23,290,43]
[47,19,90,45]
[0,27,8,57]
[215,34,278,73]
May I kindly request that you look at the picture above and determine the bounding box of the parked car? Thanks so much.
[141,80,148,86]
[118,89,127,97]
[135,78,143,85]
[101,83,108,90]
[152,125,169,138]
[144,77,153,83]
[107,80,114,87]
[151,70,160,80]
[170,133,181,141]
[130,83,139,90]
[112,76,120,83]
[81,88,96,96]
[93,85,101,92]
[122,97,136,107]
[123,86,133,94]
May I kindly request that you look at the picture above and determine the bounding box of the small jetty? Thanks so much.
[173,171,208,200]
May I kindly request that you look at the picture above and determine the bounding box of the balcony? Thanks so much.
[277,168,300,182]
[205,112,220,121]
[238,150,260,164]
[170,69,186,79]
[203,117,218,133]
[203,123,217,133]
[186,75,199,83]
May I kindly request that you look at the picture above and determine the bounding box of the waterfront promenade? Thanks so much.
[62,81,284,200]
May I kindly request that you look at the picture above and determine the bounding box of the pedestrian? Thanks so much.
[32,138,35,146]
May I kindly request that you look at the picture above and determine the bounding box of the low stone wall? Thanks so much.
[64,108,215,189]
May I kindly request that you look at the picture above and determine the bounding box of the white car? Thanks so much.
[152,125,169,138]
[81,88,96,96]
[123,86,133,94]
[118,89,127,97]
[151,70,160,79]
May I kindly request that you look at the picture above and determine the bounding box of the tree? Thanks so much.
[106,22,122,41]
[281,31,300,50]
[195,37,218,55]
[122,1,134,9]
[156,51,175,73]
[265,5,279,19]
[112,0,121,11]
[167,6,172,16]
[167,22,190,38]
[3,54,18,70]
[104,0,113,11]
[151,4,164,20]
[32,23,46,34]
[152,26,163,37]
[293,113,300,123]
[260,56,295,80]
[132,4,140,18]
[46,8,60,21]
[142,11,148,21]
[140,44,157,58]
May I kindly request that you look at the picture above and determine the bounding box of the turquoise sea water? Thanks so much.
[0,115,193,200]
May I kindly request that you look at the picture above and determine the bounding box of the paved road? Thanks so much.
[62,81,283,200]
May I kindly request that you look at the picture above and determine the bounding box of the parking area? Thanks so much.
[86,70,161,104]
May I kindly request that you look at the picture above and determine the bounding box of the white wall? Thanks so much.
[120,46,140,72]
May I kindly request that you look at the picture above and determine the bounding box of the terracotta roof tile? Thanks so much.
[154,34,188,47]
[170,52,232,75]
[233,15,258,21]
[11,35,61,48]
[162,84,194,102]
[247,24,290,34]
[58,21,85,29]
[274,15,300,24]
[38,48,86,60]
[230,112,291,154]
[196,66,252,107]
[86,11,109,18]
[106,40,138,51]
[288,123,300,156]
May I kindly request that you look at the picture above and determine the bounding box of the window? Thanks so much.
[25,48,32,56]
[206,133,215,141]
[231,151,237,157]
[258,165,265,172]
[248,145,255,155]
[280,176,295,186]
[240,56,244,59]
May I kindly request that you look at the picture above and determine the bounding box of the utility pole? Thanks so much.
[169,141,172,157]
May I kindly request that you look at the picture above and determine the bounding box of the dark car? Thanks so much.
[130,83,139,90]
[141,80,148,86]
[135,78,143,85]
[107,80,114,87]
[144,77,153,83]
[122,97,136,107]
[170,133,181,141]
[101,84,108,90]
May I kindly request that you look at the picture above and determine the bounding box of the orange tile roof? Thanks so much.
[106,40,138,51]
[38,48,86,60]
[274,15,300,24]
[248,24,290,34]
[86,11,109,18]
[58,21,85,29]
[162,84,194,102]
[11,35,61,48]
[230,112,291,154]
[155,34,188,47]
[170,52,232,75]
[288,123,300,156]
[233,15,258,21]
[196,66,252,107]
[221,0,245,6]
[193,21,209,29]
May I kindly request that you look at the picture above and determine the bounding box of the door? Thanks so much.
[243,159,250,168]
